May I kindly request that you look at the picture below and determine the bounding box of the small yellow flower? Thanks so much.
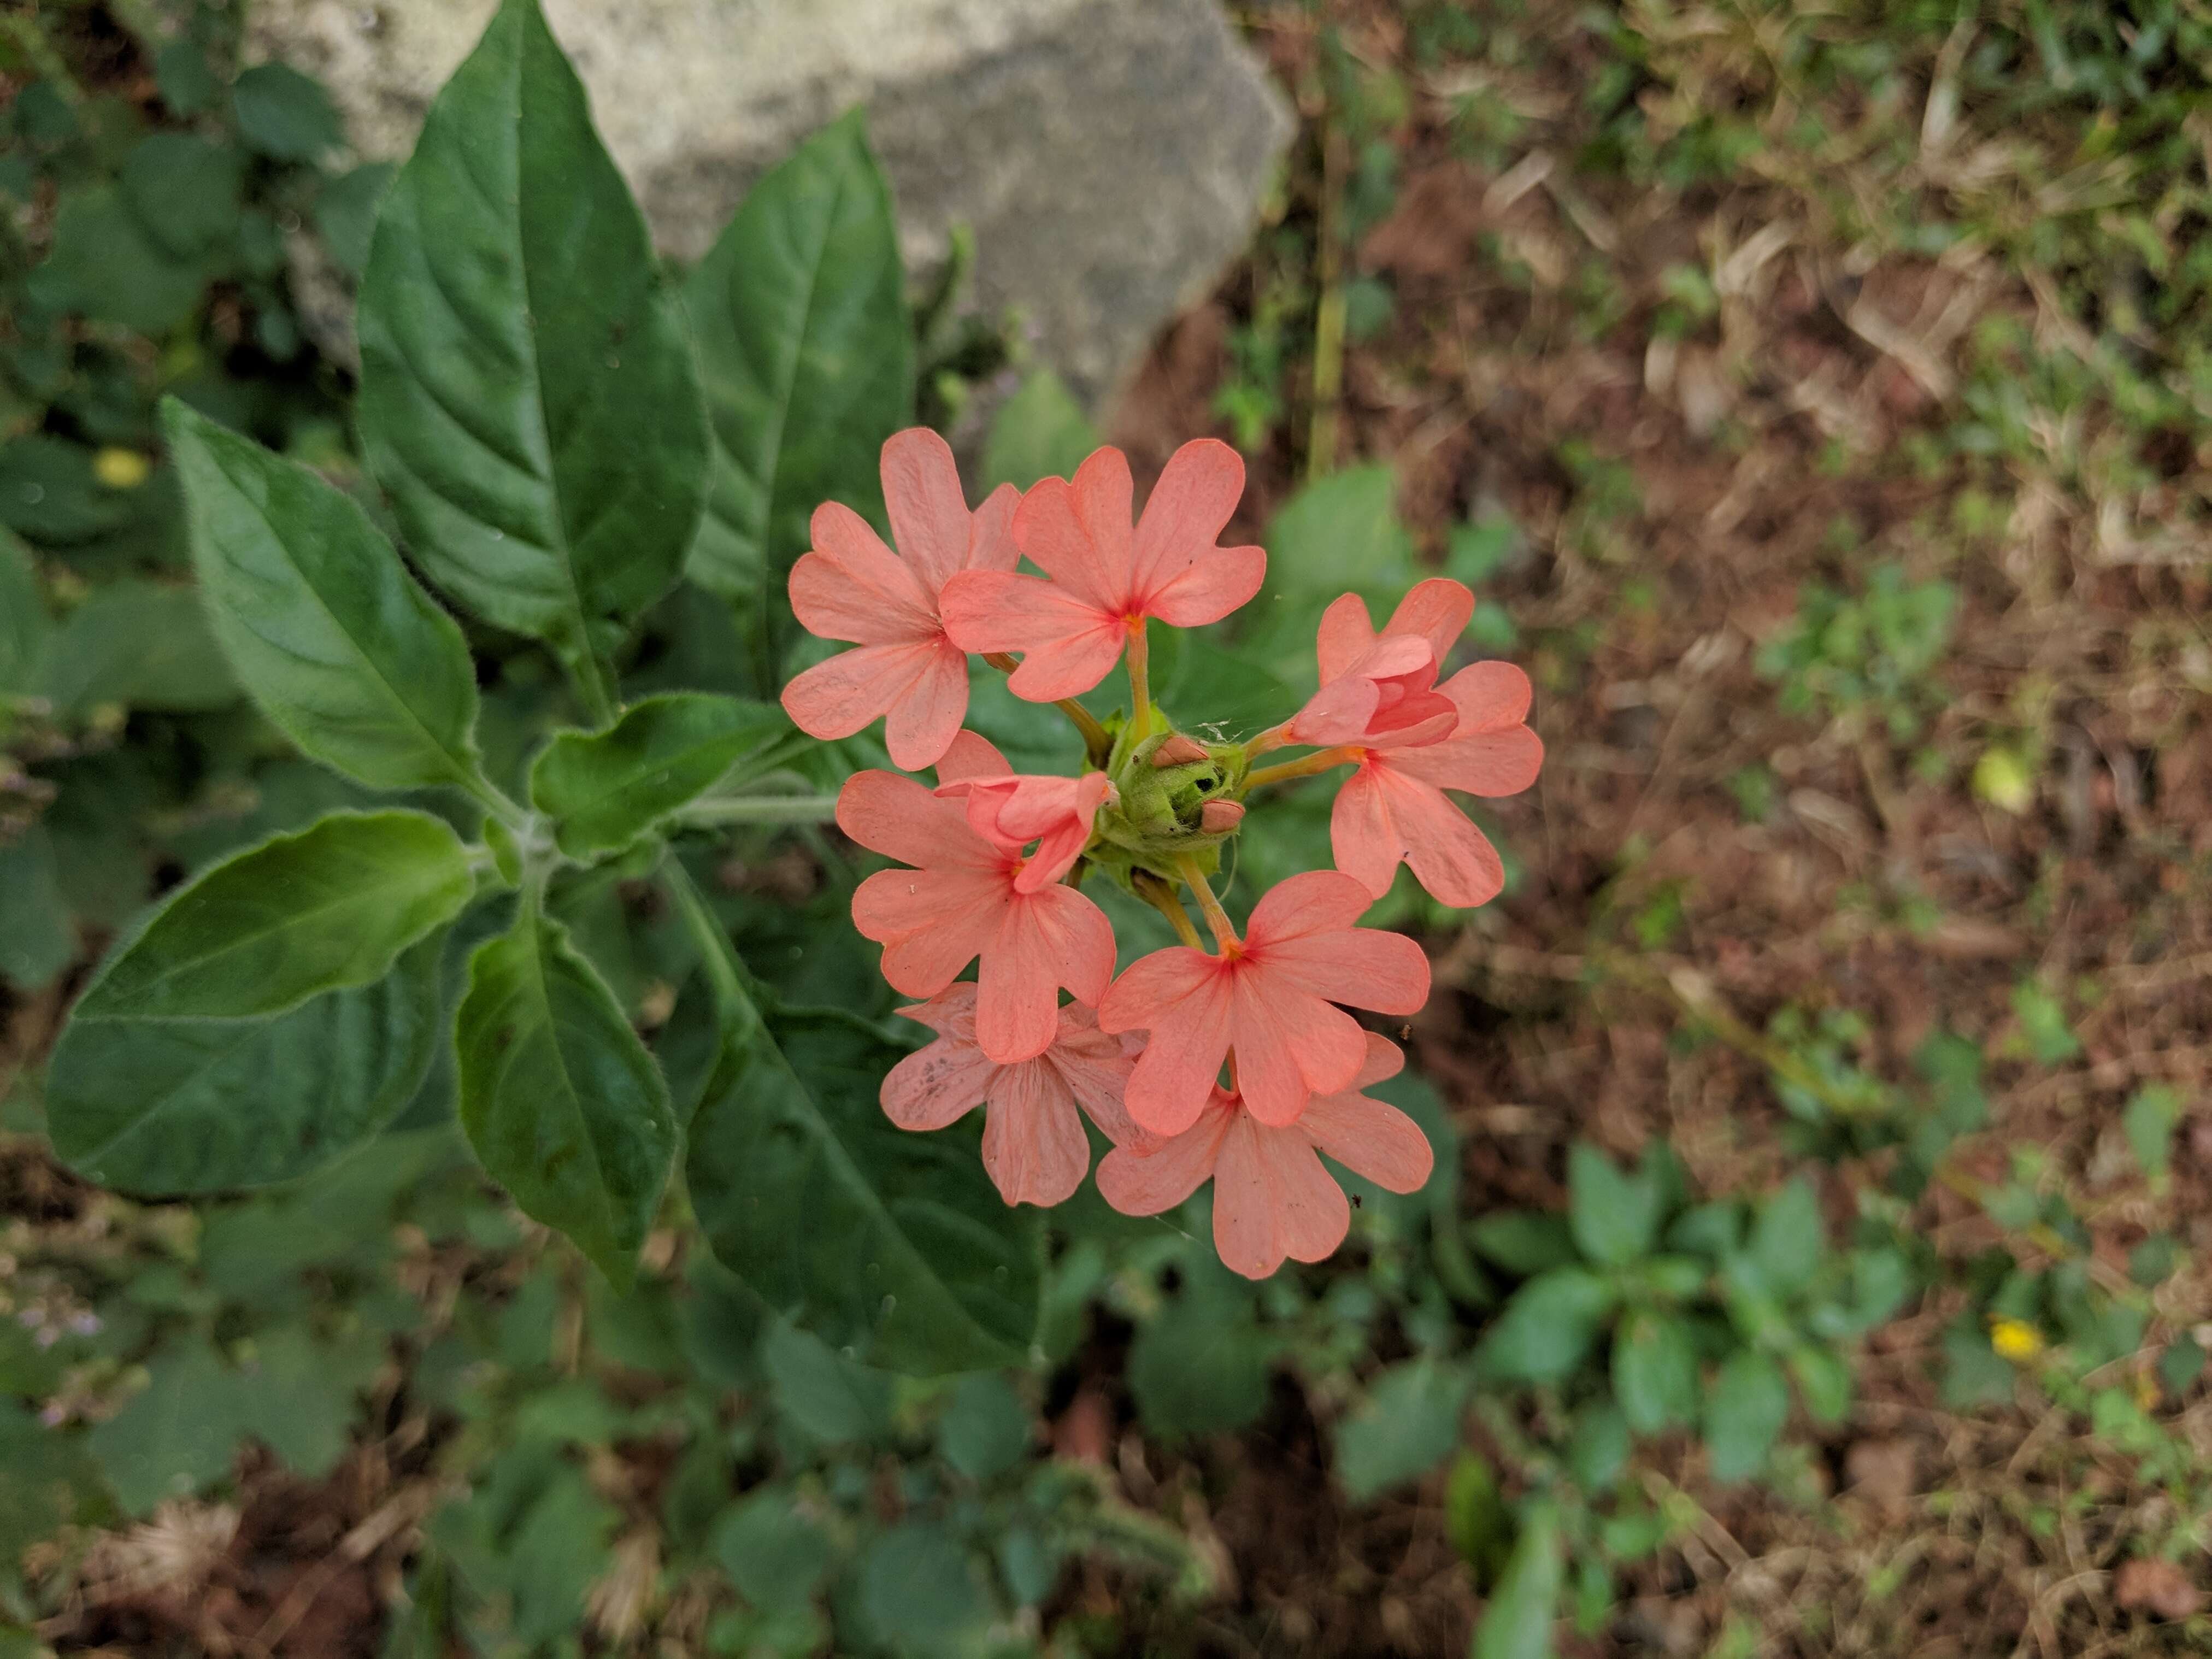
[93,448,151,490]
[1990,1316,2044,1361]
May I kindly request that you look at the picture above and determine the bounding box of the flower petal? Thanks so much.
[1011,449,1135,610]
[1132,438,1246,593]
[783,643,938,744]
[880,1032,996,1131]
[880,639,971,772]
[1211,1115,1350,1279]
[1229,973,1369,1126]
[1393,725,1546,798]
[974,885,1115,1063]
[1327,766,1405,899]
[1337,762,1505,908]
[939,570,1127,702]
[1315,592,1379,684]
[1047,1007,1151,1150]
[1096,1105,1233,1216]
[1301,1087,1433,1195]
[981,1060,1091,1205]
[1260,922,1432,1016]
[879,427,974,595]
[1383,578,1475,668]
[1145,541,1266,628]
[792,506,936,641]
[1110,959,1235,1137]
[836,770,984,868]
[1098,946,1222,1032]
[966,483,1021,574]
[1245,869,1376,946]
[1439,659,1533,730]
[936,730,1012,786]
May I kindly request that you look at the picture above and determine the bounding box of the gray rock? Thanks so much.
[248,0,1292,406]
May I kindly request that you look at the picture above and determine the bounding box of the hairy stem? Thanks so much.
[679,794,842,827]
[1244,745,1363,791]
[1126,618,1153,743]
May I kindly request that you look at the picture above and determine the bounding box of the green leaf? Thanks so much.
[230,62,344,162]
[356,0,708,694]
[1744,1176,1826,1297]
[1611,1310,1699,1434]
[38,186,208,335]
[857,1520,992,1652]
[49,934,444,1193]
[1704,1349,1790,1481]
[1128,1278,1272,1440]
[760,1319,895,1445]
[686,968,1039,1375]
[234,1324,388,1478]
[34,578,237,716]
[712,1487,836,1615]
[0,530,46,691]
[0,825,74,992]
[1474,1268,1617,1384]
[1566,1404,1631,1490]
[1469,1210,1580,1275]
[1787,1343,1852,1426]
[681,110,913,663]
[86,1338,246,1515]
[937,1372,1032,1480]
[1335,1354,1473,1499]
[1445,1449,1514,1590]
[0,1401,102,1568]
[1247,464,1417,662]
[313,161,396,276]
[2124,1084,2183,1185]
[981,369,1098,492]
[121,133,242,258]
[74,811,473,1022]
[163,398,487,795]
[530,692,790,857]
[0,436,134,545]
[455,902,678,1288]
[1472,1498,1563,1659]
[1567,1142,1662,1266]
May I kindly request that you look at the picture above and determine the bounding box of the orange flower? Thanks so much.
[781,429,1017,770]
[939,441,1265,701]
[1095,1034,1432,1278]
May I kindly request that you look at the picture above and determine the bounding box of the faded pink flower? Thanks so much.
[781,429,1017,770]
[1095,1034,1432,1279]
[1097,870,1430,1136]
[837,734,1114,1064]
[883,984,1152,1207]
[939,441,1265,701]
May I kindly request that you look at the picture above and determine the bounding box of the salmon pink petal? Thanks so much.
[1438,660,1534,730]
[1384,578,1475,667]
[1107,956,1236,1136]
[880,1033,996,1131]
[1262,919,1432,1015]
[974,885,1115,1063]
[980,1062,1091,1205]
[783,643,940,745]
[1211,1115,1350,1279]
[893,983,979,1038]
[1229,974,1369,1125]
[879,641,971,771]
[1096,1104,1233,1216]
[879,428,974,594]
[1348,1030,1406,1091]
[797,504,936,630]
[967,483,1021,574]
[1301,1087,1433,1195]
[1394,725,1546,797]
[1246,869,1376,946]
[1132,438,1246,593]
[1011,450,1136,609]
[939,571,1128,702]
[1286,635,1434,744]
[837,771,987,868]
[1315,592,1380,684]
[879,902,1000,997]
[1047,1007,1152,1150]
[1331,763,1504,908]
[1328,766,1407,898]
[1098,946,1222,1032]
[935,730,1011,789]
[1146,542,1266,628]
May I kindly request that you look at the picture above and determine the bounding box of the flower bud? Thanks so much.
[1151,734,1209,767]
[1093,730,1250,873]
[1199,799,1245,833]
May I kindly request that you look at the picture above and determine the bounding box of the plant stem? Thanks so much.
[661,854,748,1009]
[1126,618,1152,743]
[983,651,1113,765]
[1244,722,1293,759]
[679,794,842,827]
[564,646,618,730]
[1133,870,1204,950]
[1244,744,1362,791]
[1174,853,1239,952]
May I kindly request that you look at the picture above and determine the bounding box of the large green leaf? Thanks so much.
[49,935,444,1194]
[1334,1354,1474,1499]
[0,529,47,692]
[530,692,790,858]
[75,811,474,1022]
[164,398,488,795]
[681,110,912,675]
[685,951,1039,1375]
[455,902,678,1288]
[356,0,707,695]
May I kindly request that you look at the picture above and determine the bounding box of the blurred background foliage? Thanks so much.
[8,0,2212,1655]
